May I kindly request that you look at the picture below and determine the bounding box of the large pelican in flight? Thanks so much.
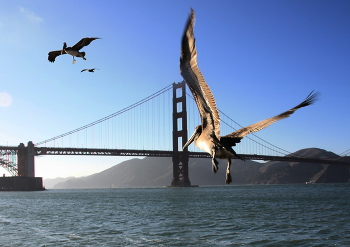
[180,8,319,184]
[48,37,101,64]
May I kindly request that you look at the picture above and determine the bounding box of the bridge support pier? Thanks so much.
[17,141,35,177]
[171,81,193,187]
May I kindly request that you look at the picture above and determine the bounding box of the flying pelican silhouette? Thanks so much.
[81,68,99,73]
[180,8,319,184]
[48,37,101,64]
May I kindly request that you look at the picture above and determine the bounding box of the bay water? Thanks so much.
[1,184,349,246]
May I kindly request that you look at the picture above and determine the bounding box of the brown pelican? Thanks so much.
[48,37,101,64]
[180,8,319,184]
[81,68,99,73]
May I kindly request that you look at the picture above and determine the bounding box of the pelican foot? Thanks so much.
[83,57,87,60]
[73,59,76,64]
[212,159,219,173]
[212,164,218,173]
[225,171,232,184]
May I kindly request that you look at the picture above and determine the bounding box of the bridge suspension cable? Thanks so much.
[35,84,173,147]
[338,149,350,157]
[35,83,332,158]
[185,92,292,157]
[218,110,291,156]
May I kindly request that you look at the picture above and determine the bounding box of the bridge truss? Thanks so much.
[0,147,18,176]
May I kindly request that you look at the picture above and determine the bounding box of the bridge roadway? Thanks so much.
[1,146,349,166]
[32,147,350,166]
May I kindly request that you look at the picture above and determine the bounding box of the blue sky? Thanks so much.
[1,1,349,179]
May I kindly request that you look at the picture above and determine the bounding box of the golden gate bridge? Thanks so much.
[1,81,349,187]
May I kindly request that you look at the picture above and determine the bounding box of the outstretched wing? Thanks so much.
[81,69,88,73]
[180,8,221,139]
[224,91,319,138]
[72,37,101,51]
[48,50,65,63]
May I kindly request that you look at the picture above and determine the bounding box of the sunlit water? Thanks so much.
[1,184,349,246]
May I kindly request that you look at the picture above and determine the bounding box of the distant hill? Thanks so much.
[43,176,75,189]
[52,148,350,189]
[250,148,350,184]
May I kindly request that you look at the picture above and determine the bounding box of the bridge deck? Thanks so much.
[31,147,350,166]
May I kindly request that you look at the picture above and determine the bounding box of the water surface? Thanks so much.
[1,184,349,246]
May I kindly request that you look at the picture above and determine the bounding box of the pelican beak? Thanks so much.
[183,125,201,150]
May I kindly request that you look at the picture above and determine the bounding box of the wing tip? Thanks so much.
[304,90,320,106]
[180,8,196,63]
[85,37,101,40]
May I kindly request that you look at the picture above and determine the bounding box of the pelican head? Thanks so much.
[183,125,202,150]
[61,42,67,55]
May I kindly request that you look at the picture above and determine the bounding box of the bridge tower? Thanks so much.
[171,81,192,187]
[17,141,35,177]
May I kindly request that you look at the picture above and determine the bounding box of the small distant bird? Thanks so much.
[180,8,319,184]
[48,37,101,64]
[81,68,99,73]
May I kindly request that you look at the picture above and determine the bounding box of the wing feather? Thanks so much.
[180,8,221,138]
[72,37,101,50]
[225,91,319,138]
[48,50,65,63]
